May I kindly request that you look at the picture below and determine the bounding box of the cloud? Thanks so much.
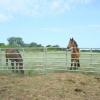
[0,14,13,22]
[0,0,94,19]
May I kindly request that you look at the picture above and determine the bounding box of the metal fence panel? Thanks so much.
[0,47,100,74]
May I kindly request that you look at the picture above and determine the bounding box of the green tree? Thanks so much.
[52,45,60,48]
[46,45,52,47]
[29,42,37,47]
[0,43,5,47]
[29,42,43,47]
[7,37,24,47]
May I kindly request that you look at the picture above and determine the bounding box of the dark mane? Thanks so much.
[73,39,78,48]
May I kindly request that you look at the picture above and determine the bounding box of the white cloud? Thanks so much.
[0,0,95,18]
[0,14,13,22]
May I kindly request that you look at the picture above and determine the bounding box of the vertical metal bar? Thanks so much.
[90,48,93,67]
[43,47,47,74]
[0,48,2,70]
[22,48,24,70]
[65,48,68,70]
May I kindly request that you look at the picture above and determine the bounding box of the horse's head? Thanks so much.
[67,38,78,49]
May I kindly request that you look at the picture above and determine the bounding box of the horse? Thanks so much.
[67,38,80,70]
[5,48,24,74]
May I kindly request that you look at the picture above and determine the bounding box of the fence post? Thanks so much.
[0,48,2,70]
[22,48,25,70]
[66,48,68,70]
[90,48,93,66]
[43,47,47,74]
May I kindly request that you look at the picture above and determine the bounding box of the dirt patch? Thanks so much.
[0,72,100,100]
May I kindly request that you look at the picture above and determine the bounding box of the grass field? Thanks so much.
[0,48,100,74]
[0,72,100,100]
[0,48,100,100]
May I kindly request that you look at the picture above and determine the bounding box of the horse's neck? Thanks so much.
[71,47,79,53]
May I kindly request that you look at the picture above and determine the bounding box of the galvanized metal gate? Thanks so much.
[0,47,100,74]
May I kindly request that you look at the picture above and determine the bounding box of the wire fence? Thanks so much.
[0,47,100,74]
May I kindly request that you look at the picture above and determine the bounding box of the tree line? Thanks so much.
[0,37,60,48]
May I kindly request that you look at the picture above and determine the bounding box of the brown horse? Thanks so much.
[67,38,80,70]
[5,48,24,74]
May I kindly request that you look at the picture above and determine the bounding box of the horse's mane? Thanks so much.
[74,40,78,48]
[71,38,78,48]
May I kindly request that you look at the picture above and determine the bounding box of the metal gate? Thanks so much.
[0,47,100,74]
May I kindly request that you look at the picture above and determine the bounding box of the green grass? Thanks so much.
[0,48,100,75]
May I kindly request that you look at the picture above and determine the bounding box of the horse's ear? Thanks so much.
[71,37,74,41]
[70,37,73,40]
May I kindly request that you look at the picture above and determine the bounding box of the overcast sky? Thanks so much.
[0,0,100,48]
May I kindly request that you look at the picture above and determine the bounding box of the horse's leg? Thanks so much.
[6,58,8,66]
[15,61,18,73]
[74,61,77,70]
[19,65,24,74]
[11,60,15,72]
[19,61,24,74]
[70,59,73,70]
[20,66,24,74]
[77,59,80,67]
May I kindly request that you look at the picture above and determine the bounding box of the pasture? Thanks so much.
[0,47,100,74]
[0,48,100,100]
[0,72,100,100]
